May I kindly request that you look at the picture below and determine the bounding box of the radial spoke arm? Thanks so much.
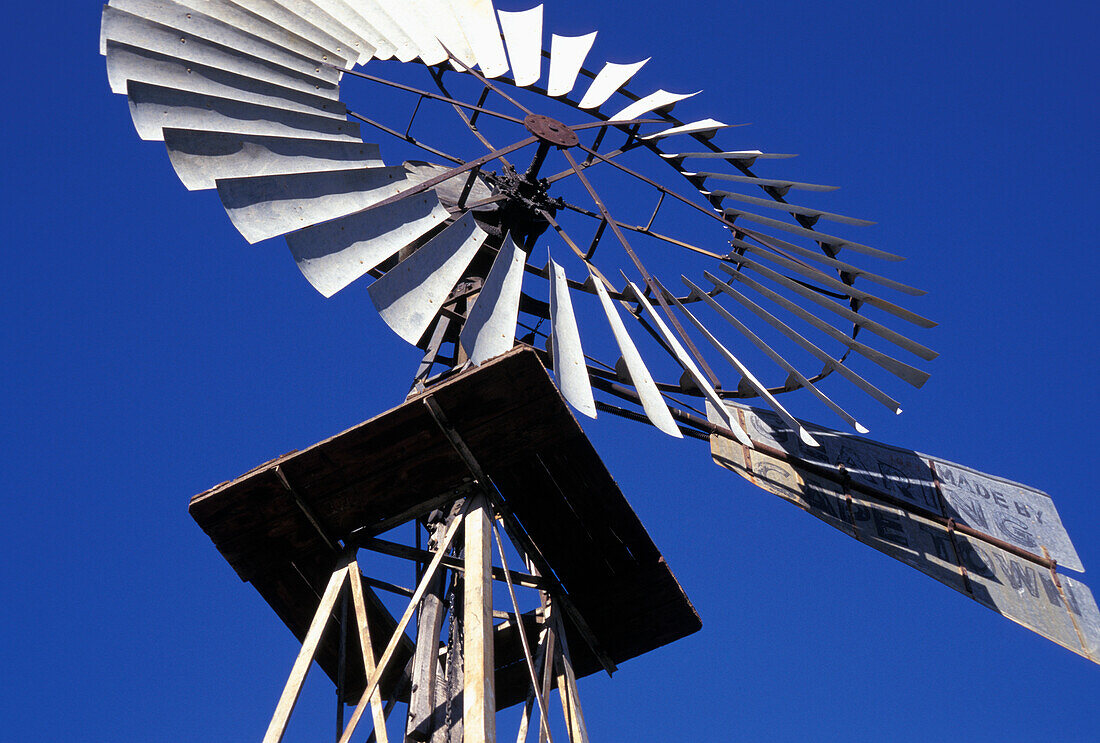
[559,148,722,387]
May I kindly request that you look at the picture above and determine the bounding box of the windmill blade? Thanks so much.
[722,207,903,262]
[125,81,361,142]
[497,4,543,87]
[459,233,526,365]
[692,172,839,194]
[215,165,413,243]
[451,0,510,78]
[105,35,338,101]
[401,162,497,212]
[549,257,597,419]
[159,0,344,65]
[609,89,699,123]
[374,0,448,65]
[546,32,597,98]
[716,264,931,388]
[703,271,903,413]
[726,245,935,358]
[662,283,820,447]
[642,119,729,141]
[163,129,384,191]
[266,0,387,61]
[416,0,477,70]
[588,272,681,438]
[106,42,346,121]
[101,7,341,96]
[303,0,393,63]
[681,276,869,434]
[733,231,926,297]
[577,58,649,110]
[711,189,873,227]
[663,150,797,163]
[368,212,488,345]
[623,279,752,447]
[102,1,350,81]
[724,249,939,337]
[232,0,359,67]
[286,192,449,297]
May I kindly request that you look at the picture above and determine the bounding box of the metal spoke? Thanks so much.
[352,135,540,216]
[335,64,526,125]
[346,110,463,165]
[429,66,514,169]
[437,46,535,118]
[559,148,722,387]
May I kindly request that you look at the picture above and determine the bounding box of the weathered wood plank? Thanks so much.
[463,495,496,743]
[263,564,348,743]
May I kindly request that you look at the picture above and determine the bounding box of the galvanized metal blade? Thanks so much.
[703,271,904,413]
[101,7,340,96]
[609,89,698,124]
[368,212,488,346]
[549,257,597,419]
[497,4,543,87]
[663,150,797,163]
[302,0,391,63]
[681,276,869,433]
[163,129,383,191]
[231,0,359,67]
[102,1,345,84]
[450,0,509,78]
[374,0,448,65]
[577,58,649,110]
[159,0,346,65]
[723,207,903,262]
[624,278,752,446]
[271,0,389,61]
[286,191,449,297]
[107,42,345,120]
[642,119,729,141]
[588,272,681,437]
[401,161,497,212]
[663,285,819,446]
[691,171,839,193]
[733,232,926,297]
[546,32,597,98]
[724,249,939,337]
[717,263,931,388]
[415,0,477,70]
[125,80,361,142]
[215,164,412,243]
[713,189,873,227]
[459,233,526,365]
[726,242,932,356]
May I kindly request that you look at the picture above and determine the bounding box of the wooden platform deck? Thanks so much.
[189,347,700,707]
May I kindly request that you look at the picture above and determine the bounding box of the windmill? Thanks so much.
[99,1,1098,741]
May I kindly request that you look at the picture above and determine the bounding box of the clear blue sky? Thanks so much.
[2,1,1097,740]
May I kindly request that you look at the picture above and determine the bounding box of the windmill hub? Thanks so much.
[483,164,563,246]
[523,113,579,148]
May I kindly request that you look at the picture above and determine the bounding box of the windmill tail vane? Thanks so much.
[100,0,1097,740]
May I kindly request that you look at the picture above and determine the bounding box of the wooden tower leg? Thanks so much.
[464,494,496,743]
[406,508,459,742]
[347,564,390,743]
[263,562,350,743]
[339,503,470,743]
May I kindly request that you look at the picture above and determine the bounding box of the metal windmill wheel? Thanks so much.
[101,0,937,444]
[100,2,1097,742]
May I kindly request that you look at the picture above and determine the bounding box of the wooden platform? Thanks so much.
[189,347,700,707]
